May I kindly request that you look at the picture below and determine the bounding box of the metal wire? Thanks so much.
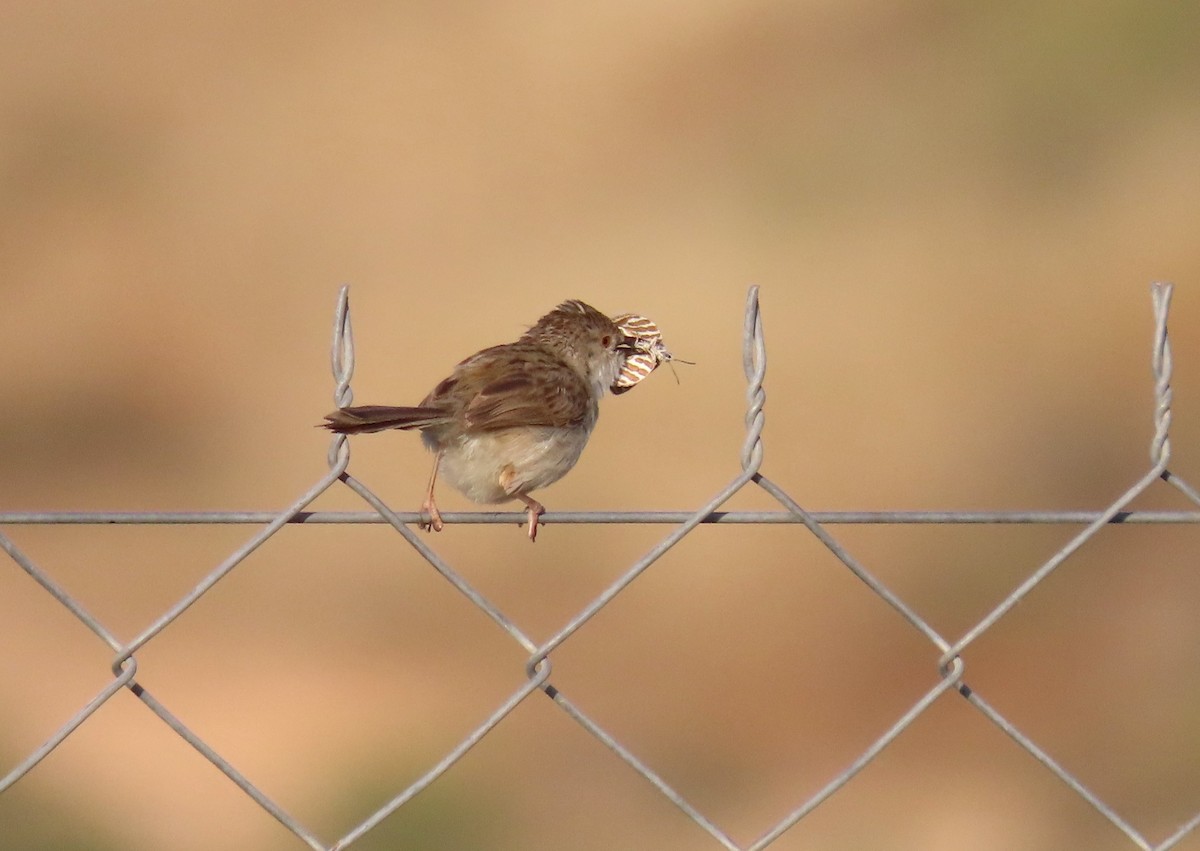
[3,509,1199,525]
[2,283,1197,850]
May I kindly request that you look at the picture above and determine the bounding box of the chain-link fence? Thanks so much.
[2,285,1197,850]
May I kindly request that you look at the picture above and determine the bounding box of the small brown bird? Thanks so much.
[322,300,644,542]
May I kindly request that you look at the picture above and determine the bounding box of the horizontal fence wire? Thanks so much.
[2,283,1197,851]
[2,510,1199,525]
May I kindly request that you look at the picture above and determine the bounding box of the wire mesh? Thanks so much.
[1,284,1197,850]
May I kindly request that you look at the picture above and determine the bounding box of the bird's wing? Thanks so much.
[461,361,591,431]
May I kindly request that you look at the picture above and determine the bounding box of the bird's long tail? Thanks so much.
[320,405,447,434]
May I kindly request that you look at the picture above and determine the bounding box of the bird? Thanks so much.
[321,299,648,542]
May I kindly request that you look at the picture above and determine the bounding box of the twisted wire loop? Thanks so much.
[741,285,766,475]
[1149,282,1172,469]
[1152,282,1200,513]
[328,284,354,471]
[330,284,355,406]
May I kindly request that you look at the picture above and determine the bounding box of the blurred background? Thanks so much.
[2,2,1199,849]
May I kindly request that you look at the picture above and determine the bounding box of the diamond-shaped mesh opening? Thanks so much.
[966,521,1200,839]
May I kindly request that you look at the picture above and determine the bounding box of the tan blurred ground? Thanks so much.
[2,3,1199,850]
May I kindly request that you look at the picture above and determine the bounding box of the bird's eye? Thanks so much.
[601,334,612,348]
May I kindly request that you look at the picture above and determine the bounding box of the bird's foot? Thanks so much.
[420,499,444,532]
[519,496,545,543]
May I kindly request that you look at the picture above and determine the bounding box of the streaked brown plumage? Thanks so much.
[321,300,636,541]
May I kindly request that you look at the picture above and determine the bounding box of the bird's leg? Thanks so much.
[499,464,544,542]
[516,494,545,543]
[420,451,445,532]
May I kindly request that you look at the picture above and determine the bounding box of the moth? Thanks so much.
[610,313,691,394]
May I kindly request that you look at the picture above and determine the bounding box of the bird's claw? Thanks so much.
[523,501,544,543]
[420,500,444,533]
